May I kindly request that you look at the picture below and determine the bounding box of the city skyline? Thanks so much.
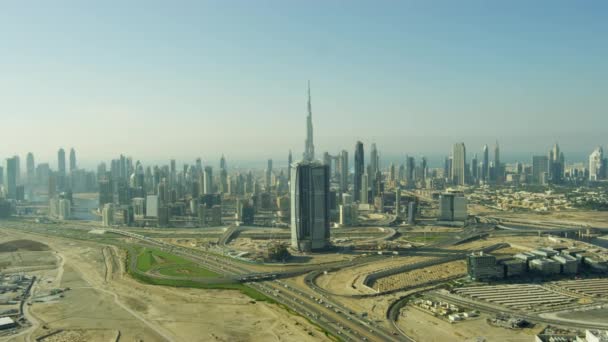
[2,3,608,341]
[1,1,607,161]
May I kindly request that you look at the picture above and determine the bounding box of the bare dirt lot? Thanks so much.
[397,305,542,342]
[0,227,328,342]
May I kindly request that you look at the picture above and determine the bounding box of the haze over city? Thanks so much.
[2,1,607,165]
[1,2,608,342]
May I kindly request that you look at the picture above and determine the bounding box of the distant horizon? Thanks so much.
[3,148,599,172]
[1,1,607,162]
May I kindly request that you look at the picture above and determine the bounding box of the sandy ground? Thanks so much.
[397,306,542,342]
[372,260,466,292]
[316,256,437,295]
[483,210,608,228]
[0,228,327,342]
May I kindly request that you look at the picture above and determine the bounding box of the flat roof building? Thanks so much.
[529,258,561,275]
[552,254,578,275]
[467,252,503,280]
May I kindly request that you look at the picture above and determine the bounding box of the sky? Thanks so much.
[1,1,607,168]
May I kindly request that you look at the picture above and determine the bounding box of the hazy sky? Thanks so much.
[1,1,607,168]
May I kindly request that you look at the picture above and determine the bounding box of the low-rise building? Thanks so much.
[467,252,503,280]
[552,255,578,274]
[530,258,561,275]
[0,317,16,330]
[501,259,527,277]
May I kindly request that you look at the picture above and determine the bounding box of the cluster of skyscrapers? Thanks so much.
[2,83,608,257]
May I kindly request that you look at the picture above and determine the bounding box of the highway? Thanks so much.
[111,228,403,341]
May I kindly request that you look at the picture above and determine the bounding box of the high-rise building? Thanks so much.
[146,195,159,217]
[98,177,113,208]
[438,192,467,221]
[354,141,364,202]
[13,155,20,185]
[102,203,114,226]
[406,156,415,186]
[532,155,549,184]
[69,148,77,172]
[471,154,478,183]
[589,146,604,181]
[451,143,466,186]
[265,159,273,191]
[481,145,489,182]
[5,157,18,199]
[493,141,501,183]
[220,154,227,171]
[26,153,35,185]
[58,148,66,175]
[370,143,379,177]
[421,156,428,182]
[339,150,348,193]
[303,81,315,161]
[548,143,564,184]
[203,166,213,194]
[287,150,293,182]
[57,148,66,191]
[219,168,228,194]
[290,161,330,252]
[361,171,369,204]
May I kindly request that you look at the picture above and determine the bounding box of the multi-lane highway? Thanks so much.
[111,228,405,341]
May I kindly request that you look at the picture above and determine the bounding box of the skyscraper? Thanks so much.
[421,156,428,182]
[370,143,379,177]
[26,152,35,185]
[589,146,604,181]
[13,155,20,185]
[203,166,213,194]
[339,150,348,193]
[451,143,466,186]
[290,161,330,252]
[354,141,364,202]
[494,141,502,183]
[220,154,227,171]
[303,81,315,161]
[481,145,489,182]
[265,159,273,191]
[288,150,293,182]
[57,148,66,191]
[532,155,549,184]
[471,154,478,183]
[58,148,66,175]
[360,171,369,204]
[548,143,564,184]
[406,156,415,186]
[69,148,77,172]
[5,157,18,199]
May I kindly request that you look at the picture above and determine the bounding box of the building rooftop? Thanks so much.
[0,316,15,326]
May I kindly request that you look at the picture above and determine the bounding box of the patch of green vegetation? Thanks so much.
[157,264,220,278]
[125,247,271,302]
[135,247,191,272]
[128,265,271,301]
